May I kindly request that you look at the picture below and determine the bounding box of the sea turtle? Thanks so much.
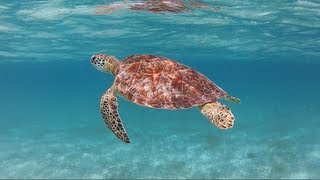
[95,0,214,14]
[90,54,240,143]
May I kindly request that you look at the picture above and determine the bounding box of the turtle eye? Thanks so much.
[91,56,97,63]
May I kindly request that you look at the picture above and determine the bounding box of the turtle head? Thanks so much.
[90,54,119,75]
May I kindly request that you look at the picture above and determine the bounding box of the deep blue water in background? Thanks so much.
[0,0,320,178]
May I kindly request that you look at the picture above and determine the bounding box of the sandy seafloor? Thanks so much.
[0,0,320,178]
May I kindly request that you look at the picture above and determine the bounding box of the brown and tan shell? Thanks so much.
[114,55,226,110]
[128,0,189,14]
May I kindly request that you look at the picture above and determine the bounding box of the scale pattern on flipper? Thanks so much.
[100,88,130,143]
[199,102,235,129]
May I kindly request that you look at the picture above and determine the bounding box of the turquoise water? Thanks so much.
[1,0,320,178]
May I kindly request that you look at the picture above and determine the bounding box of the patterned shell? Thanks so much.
[114,55,226,109]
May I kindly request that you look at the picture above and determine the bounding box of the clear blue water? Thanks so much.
[1,0,320,178]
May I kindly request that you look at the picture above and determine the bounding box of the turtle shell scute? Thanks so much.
[115,55,226,109]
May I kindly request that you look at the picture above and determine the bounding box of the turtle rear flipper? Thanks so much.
[199,102,235,129]
[100,85,130,143]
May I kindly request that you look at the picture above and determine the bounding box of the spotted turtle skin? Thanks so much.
[114,55,226,109]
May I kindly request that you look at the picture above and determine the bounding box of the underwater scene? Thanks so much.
[0,0,319,178]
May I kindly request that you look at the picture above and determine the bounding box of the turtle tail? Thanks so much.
[223,94,240,104]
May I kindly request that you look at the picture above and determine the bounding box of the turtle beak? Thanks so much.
[90,55,97,64]
[90,55,104,72]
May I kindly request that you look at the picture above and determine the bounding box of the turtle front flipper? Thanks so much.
[199,102,235,129]
[100,85,130,143]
